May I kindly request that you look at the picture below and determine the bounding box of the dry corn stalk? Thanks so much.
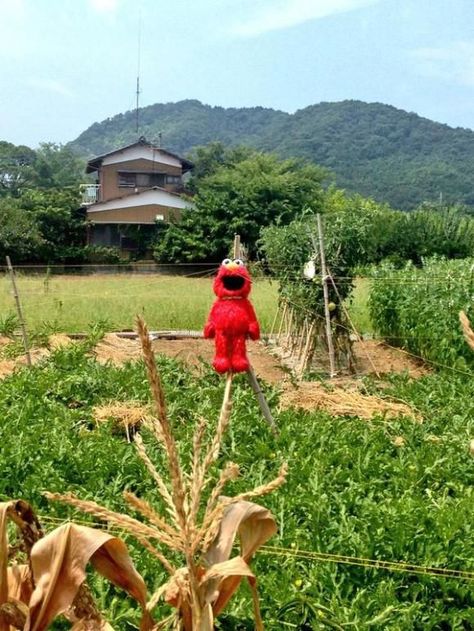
[47,316,287,630]
[0,500,146,630]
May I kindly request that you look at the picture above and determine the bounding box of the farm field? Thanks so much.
[2,336,474,628]
[3,262,474,629]
[0,272,279,335]
[0,272,372,337]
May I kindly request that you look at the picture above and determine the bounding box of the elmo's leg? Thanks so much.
[213,330,231,373]
[230,334,249,373]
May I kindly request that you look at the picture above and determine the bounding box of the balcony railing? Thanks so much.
[80,184,101,205]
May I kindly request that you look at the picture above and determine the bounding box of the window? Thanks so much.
[165,175,181,185]
[118,173,137,188]
[118,172,167,188]
[155,214,165,221]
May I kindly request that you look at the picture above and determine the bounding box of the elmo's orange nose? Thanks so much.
[225,262,239,271]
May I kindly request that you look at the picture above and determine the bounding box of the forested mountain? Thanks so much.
[69,99,474,210]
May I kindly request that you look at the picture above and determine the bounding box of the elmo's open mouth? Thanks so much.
[222,275,245,291]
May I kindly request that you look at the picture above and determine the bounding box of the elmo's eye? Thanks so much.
[222,258,232,266]
[234,258,244,266]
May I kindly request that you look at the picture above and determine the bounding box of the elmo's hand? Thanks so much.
[204,321,215,339]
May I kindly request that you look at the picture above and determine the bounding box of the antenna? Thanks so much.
[135,11,142,136]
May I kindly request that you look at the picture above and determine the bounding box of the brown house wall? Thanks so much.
[88,204,183,224]
[100,159,183,201]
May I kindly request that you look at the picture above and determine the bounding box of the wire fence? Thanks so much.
[36,513,474,584]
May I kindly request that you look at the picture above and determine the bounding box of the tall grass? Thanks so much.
[0,273,278,334]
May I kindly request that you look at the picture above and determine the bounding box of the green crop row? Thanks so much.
[369,258,474,369]
[3,341,474,627]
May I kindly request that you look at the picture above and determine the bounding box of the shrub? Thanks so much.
[369,257,474,368]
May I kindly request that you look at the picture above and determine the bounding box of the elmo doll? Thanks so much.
[204,258,260,373]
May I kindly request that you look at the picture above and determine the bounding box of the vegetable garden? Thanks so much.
[3,214,474,628]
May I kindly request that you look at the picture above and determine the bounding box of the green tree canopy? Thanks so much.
[154,152,327,262]
[0,141,37,196]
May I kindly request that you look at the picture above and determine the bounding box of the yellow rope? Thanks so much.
[39,515,474,582]
[260,545,474,582]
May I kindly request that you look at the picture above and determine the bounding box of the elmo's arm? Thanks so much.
[204,320,215,339]
[245,301,260,340]
[204,304,217,339]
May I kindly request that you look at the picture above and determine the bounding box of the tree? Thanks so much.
[17,187,86,261]
[0,197,43,262]
[0,141,37,196]
[32,143,86,188]
[154,152,327,262]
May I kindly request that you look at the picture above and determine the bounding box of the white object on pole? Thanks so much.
[303,259,316,280]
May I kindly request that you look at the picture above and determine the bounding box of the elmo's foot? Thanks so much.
[231,356,249,373]
[213,357,231,373]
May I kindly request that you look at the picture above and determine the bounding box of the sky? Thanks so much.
[1,0,474,147]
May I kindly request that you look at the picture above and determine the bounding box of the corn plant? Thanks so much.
[0,317,286,630]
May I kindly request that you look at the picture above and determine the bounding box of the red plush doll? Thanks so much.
[204,257,260,373]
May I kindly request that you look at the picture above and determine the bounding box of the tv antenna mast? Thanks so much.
[135,11,142,136]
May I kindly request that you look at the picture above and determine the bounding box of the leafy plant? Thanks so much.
[369,257,474,368]
[0,312,19,338]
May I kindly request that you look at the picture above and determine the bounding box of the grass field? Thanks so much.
[0,272,372,337]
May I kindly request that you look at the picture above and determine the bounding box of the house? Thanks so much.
[81,137,194,253]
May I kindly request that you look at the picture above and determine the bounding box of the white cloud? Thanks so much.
[232,0,380,37]
[26,78,74,98]
[411,41,474,88]
[88,0,118,13]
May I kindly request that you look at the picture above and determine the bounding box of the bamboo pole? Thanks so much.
[247,366,278,435]
[232,234,277,433]
[314,215,336,377]
[277,302,288,342]
[233,234,241,260]
[326,268,380,378]
[5,256,31,366]
[298,320,316,378]
[269,304,281,338]
[296,318,308,359]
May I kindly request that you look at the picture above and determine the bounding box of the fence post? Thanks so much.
[315,214,336,377]
[5,256,32,366]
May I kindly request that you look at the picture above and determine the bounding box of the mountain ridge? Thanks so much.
[69,99,474,210]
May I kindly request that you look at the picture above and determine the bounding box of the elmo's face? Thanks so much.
[213,258,252,298]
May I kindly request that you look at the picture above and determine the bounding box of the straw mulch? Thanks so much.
[48,333,74,349]
[280,382,419,421]
[93,402,151,440]
[93,334,141,365]
[0,347,50,380]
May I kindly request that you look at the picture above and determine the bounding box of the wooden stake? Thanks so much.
[232,233,277,433]
[285,308,294,350]
[269,304,280,338]
[246,365,278,436]
[327,268,380,378]
[233,234,241,259]
[6,256,31,366]
[277,302,288,341]
[297,319,308,359]
[314,215,336,377]
[298,320,316,378]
